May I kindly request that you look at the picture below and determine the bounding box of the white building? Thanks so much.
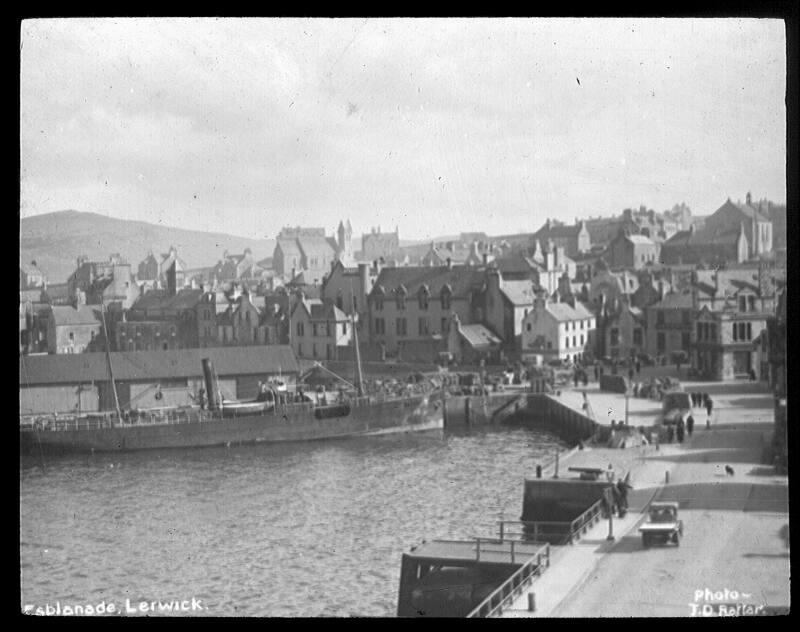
[289,297,352,360]
[521,293,596,365]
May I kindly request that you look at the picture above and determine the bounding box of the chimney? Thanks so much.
[746,191,752,206]
[74,289,86,307]
[446,257,452,270]
[166,261,177,297]
[533,289,547,311]
[358,262,370,299]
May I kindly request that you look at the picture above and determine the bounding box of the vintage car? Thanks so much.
[657,390,692,425]
[640,502,683,547]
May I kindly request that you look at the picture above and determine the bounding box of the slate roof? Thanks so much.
[370,266,486,299]
[276,239,303,259]
[664,224,743,248]
[650,292,694,310]
[625,234,656,245]
[49,305,102,326]
[500,281,536,306]
[458,323,503,348]
[545,302,590,322]
[19,346,300,386]
[297,235,336,259]
[534,222,583,239]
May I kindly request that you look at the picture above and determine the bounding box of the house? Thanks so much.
[520,292,595,365]
[367,264,486,357]
[645,291,694,360]
[601,296,646,361]
[690,265,781,380]
[704,193,773,259]
[532,219,591,257]
[43,293,104,354]
[68,254,139,310]
[320,260,376,326]
[606,228,659,270]
[447,314,503,365]
[19,345,300,415]
[289,297,352,360]
[217,289,270,346]
[20,261,46,289]
[118,280,217,351]
[483,268,535,352]
[659,223,749,266]
[273,221,354,285]
[361,226,401,262]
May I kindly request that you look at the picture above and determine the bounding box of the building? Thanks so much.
[532,219,591,257]
[19,345,300,415]
[645,291,694,360]
[367,264,486,357]
[361,226,399,262]
[20,261,46,289]
[273,221,354,285]
[446,314,503,365]
[520,292,595,365]
[43,295,104,354]
[320,260,376,326]
[704,193,773,259]
[690,266,780,380]
[606,228,659,270]
[483,268,535,352]
[660,223,749,266]
[117,284,217,351]
[217,289,272,346]
[602,297,646,361]
[289,297,352,360]
[68,254,139,310]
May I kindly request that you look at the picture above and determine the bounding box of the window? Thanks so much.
[353,297,358,312]
[441,317,449,334]
[298,342,303,356]
[656,311,664,326]
[326,322,332,337]
[710,324,716,340]
[297,322,304,337]
[441,289,452,311]
[633,328,643,346]
[739,296,747,312]
[343,322,347,335]
[374,297,383,311]
[336,296,344,310]
[682,310,691,325]
[657,332,666,352]
[580,334,584,346]
[527,323,532,332]
[312,343,317,358]
[396,317,407,336]
[69,332,74,342]
[681,332,691,350]
[746,322,752,341]
[312,323,318,337]
[748,295,756,312]
[572,336,577,347]
[375,318,385,335]
[547,341,552,350]
[419,289,429,310]
[697,323,703,340]
[418,318,429,335]
[610,328,619,347]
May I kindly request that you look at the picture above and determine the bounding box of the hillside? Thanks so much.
[20,211,275,283]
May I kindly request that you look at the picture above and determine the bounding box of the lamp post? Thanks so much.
[606,488,615,541]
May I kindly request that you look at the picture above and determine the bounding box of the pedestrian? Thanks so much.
[666,424,674,443]
[628,367,635,382]
[676,418,685,443]
[686,414,694,437]
[635,359,641,375]
[705,396,713,419]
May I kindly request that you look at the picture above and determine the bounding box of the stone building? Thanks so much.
[532,219,591,257]
[520,292,595,365]
[361,226,399,262]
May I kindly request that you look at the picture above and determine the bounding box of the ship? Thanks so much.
[20,306,444,454]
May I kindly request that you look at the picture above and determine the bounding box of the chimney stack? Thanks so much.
[446,257,453,270]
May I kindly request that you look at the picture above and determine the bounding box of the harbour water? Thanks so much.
[20,426,566,617]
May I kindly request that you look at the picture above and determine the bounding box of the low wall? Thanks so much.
[511,394,597,444]
[444,392,523,428]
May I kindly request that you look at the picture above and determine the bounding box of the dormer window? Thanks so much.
[396,285,407,310]
[441,285,452,311]
[418,285,430,310]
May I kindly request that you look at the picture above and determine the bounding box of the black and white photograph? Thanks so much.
[19,17,789,617]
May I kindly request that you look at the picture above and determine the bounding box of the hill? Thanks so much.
[20,210,274,284]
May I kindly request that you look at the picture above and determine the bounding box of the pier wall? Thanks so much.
[443,392,523,428]
[508,394,597,444]
[521,479,611,523]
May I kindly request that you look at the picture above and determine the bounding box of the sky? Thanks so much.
[20,18,786,242]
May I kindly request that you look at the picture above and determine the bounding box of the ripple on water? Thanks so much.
[21,427,565,616]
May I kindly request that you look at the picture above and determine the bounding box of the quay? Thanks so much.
[398,372,789,617]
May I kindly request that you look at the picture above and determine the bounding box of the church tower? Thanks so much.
[337,219,353,260]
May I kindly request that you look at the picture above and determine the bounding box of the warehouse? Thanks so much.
[19,346,300,414]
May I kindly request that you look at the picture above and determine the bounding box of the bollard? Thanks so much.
[528,592,536,612]
[665,470,670,484]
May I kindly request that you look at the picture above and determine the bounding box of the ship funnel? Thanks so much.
[202,358,219,411]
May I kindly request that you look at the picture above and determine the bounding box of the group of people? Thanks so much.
[664,414,695,443]
[691,391,715,424]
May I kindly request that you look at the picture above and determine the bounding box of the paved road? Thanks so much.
[552,387,789,617]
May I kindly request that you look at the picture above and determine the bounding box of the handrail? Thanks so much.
[466,543,551,618]
[498,497,607,545]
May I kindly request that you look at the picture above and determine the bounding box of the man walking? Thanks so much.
[676,418,685,443]
[705,395,713,428]
[635,359,641,375]
[686,414,694,437]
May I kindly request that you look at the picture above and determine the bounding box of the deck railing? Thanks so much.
[496,497,607,546]
[19,391,432,433]
[466,543,551,618]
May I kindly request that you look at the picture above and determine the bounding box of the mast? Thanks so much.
[352,302,365,397]
[100,304,122,425]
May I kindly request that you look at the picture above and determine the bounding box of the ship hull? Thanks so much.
[20,394,443,454]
